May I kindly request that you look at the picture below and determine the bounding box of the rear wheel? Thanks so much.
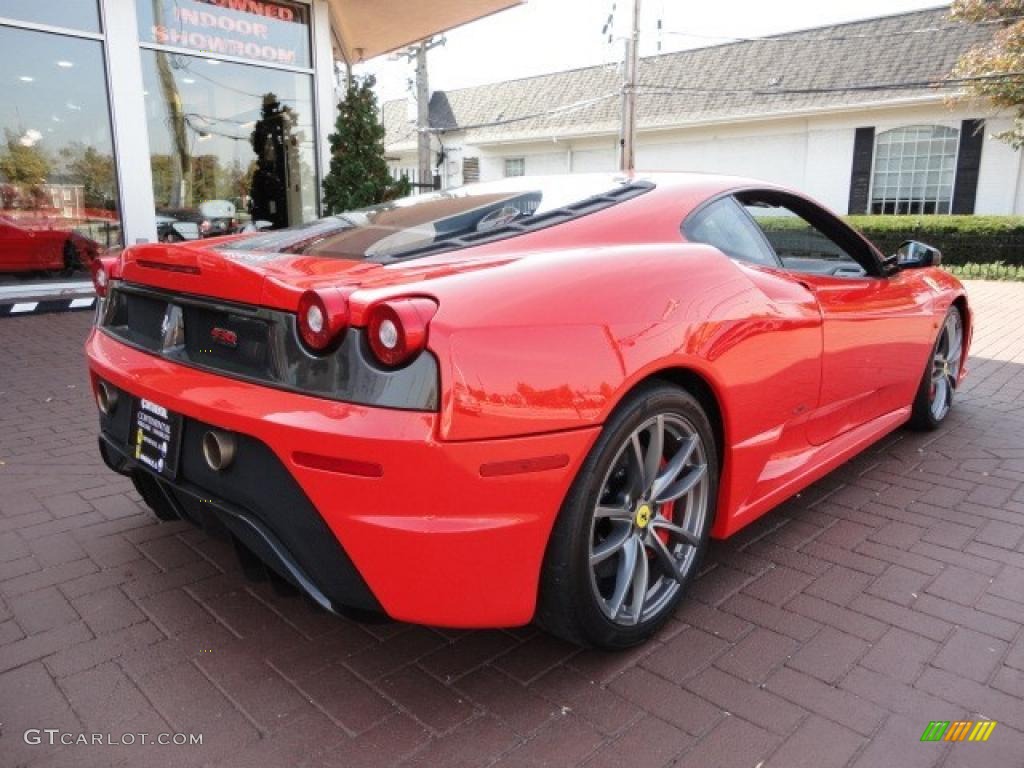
[60,239,80,276]
[909,306,963,430]
[537,383,717,649]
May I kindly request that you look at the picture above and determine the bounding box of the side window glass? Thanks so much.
[683,197,778,267]
[742,201,858,269]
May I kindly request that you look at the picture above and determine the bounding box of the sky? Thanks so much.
[355,0,949,106]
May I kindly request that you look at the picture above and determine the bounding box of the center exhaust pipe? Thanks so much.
[202,429,237,471]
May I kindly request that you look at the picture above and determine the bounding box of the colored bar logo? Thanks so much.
[921,721,997,742]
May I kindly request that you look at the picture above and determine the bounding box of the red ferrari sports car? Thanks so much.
[0,216,101,274]
[85,173,970,648]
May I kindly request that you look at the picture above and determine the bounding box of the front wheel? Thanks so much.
[537,383,718,649]
[908,306,963,430]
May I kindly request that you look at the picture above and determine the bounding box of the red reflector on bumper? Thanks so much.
[479,454,570,478]
[292,451,383,478]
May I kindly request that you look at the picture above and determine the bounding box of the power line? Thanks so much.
[433,92,619,133]
[635,72,1024,97]
[163,53,308,105]
[660,14,1024,45]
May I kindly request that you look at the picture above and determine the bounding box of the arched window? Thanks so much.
[871,126,958,214]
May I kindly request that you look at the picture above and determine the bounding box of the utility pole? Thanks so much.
[619,0,641,172]
[415,42,432,189]
[399,37,445,191]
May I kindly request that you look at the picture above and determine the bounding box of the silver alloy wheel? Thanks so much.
[588,414,709,626]
[930,310,963,420]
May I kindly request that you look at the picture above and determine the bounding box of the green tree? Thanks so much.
[950,1,1024,147]
[322,75,409,214]
[59,143,116,210]
[150,154,175,208]
[0,129,51,186]
[221,158,253,206]
[191,154,221,205]
[249,92,302,229]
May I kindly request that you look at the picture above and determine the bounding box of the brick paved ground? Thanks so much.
[1,281,1023,767]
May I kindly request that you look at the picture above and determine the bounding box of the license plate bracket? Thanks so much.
[129,397,182,479]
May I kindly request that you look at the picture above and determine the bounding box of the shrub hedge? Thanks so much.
[843,215,1024,267]
[946,261,1024,281]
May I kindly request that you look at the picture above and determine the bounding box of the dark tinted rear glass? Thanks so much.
[219,175,650,262]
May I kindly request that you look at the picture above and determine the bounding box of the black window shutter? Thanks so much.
[952,119,984,214]
[848,127,875,214]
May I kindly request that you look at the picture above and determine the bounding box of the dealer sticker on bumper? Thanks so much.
[131,397,182,478]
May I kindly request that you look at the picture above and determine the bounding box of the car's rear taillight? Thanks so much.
[366,298,438,367]
[297,288,350,353]
[90,255,119,297]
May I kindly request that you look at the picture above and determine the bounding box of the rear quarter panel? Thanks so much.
[430,242,822,457]
[428,243,829,538]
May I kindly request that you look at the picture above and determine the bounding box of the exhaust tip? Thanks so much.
[96,380,118,416]
[202,430,236,472]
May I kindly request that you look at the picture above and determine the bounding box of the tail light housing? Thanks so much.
[90,255,120,298]
[366,298,438,367]
[297,288,350,353]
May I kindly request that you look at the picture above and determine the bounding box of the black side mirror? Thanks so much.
[895,240,942,269]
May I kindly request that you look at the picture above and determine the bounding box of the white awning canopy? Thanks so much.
[329,0,523,63]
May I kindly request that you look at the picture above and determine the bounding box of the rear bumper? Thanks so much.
[86,328,598,627]
[97,428,382,616]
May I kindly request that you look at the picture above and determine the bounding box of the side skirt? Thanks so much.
[715,406,910,538]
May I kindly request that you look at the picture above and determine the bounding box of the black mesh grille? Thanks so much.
[182,304,274,379]
[105,288,167,349]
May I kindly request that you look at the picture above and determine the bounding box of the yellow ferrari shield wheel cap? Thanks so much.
[635,504,652,528]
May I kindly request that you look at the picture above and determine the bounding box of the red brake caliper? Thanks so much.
[655,457,675,547]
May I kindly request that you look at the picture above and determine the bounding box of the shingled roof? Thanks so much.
[383,6,994,150]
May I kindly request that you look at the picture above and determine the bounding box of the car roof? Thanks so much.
[480,171,773,195]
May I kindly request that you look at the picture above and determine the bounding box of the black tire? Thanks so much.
[536,382,718,649]
[60,239,79,276]
[908,305,963,431]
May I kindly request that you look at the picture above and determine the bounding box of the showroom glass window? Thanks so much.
[870,126,958,214]
[0,0,102,34]
[137,0,317,237]
[0,6,121,284]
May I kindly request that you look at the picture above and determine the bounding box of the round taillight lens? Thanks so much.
[297,289,349,353]
[377,318,399,350]
[306,303,325,333]
[366,298,438,367]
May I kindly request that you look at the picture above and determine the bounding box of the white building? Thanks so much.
[384,7,1024,216]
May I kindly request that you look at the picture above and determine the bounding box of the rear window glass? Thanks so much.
[219,175,651,262]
